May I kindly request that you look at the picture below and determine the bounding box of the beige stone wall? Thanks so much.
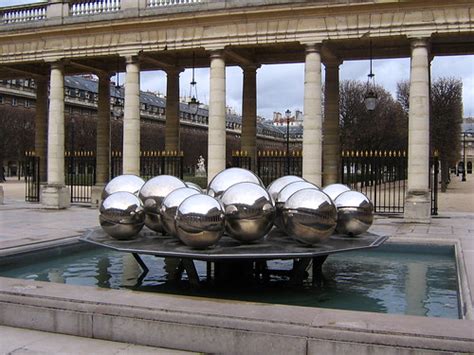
[0,2,473,64]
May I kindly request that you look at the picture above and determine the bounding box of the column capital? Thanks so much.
[242,64,261,73]
[125,55,140,65]
[305,43,322,54]
[323,59,343,68]
[209,49,225,60]
[97,71,113,80]
[166,66,184,76]
[409,37,430,49]
[48,60,65,70]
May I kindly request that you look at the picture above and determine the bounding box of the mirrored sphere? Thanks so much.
[267,175,305,203]
[99,191,145,240]
[334,191,374,236]
[101,174,145,200]
[282,188,337,245]
[274,181,319,230]
[185,181,204,193]
[207,168,263,199]
[160,187,201,237]
[175,194,225,249]
[138,175,186,233]
[221,182,275,243]
[322,183,351,201]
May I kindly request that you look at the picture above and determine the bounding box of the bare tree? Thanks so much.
[339,80,407,152]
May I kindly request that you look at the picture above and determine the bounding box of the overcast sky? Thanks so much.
[2,0,473,118]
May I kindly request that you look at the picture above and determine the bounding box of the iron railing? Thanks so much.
[341,150,407,214]
[232,150,303,186]
[111,151,184,180]
[24,152,40,202]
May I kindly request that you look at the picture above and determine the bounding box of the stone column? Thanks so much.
[35,77,48,183]
[41,61,70,209]
[241,65,258,170]
[123,56,140,175]
[302,44,323,186]
[322,60,342,186]
[207,50,226,183]
[91,72,111,207]
[165,68,181,152]
[404,38,431,222]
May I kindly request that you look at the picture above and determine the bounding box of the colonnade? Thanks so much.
[39,38,432,221]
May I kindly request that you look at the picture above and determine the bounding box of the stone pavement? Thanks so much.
[0,175,473,353]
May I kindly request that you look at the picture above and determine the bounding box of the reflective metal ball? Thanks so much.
[160,187,201,237]
[220,182,275,243]
[322,183,351,201]
[207,168,263,199]
[274,181,319,230]
[282,188,337,245]
[175,194,225,249]
[99,191,145,240]
[334,191,374,236]
[101,174,145,200]
[138,175,186,233]
[267,175,305,203]
[185,181,204,193]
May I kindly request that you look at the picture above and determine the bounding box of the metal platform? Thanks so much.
[80,228,388,287]
[81,227,388,261]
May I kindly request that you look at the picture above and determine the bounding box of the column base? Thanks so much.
[91,184,106,208]
[404,190,431,223]
[0,186,4,205]
[41,184,70,209]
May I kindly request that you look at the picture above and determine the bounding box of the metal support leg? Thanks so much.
[132,253,149,287]
[182,259,200,287]
[290,258,311,284]
[312,255,328,287]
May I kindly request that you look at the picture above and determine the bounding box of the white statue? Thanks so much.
[196,155,206,177]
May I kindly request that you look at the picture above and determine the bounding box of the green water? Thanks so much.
[0,243,459,319]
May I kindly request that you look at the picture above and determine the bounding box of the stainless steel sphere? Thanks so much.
[220,182,275,243]
[175,194,225,249]
[101,174,145,200]
[160,187,201,237]
[267,175,305,203]
[274,181,320,230]
[207,168,263,199]
[185,181,204,193]
[334,190,374,236]
[99,191,145,240]
[282,188,337,245]
[322,183,351,201]
[138,175,186,233]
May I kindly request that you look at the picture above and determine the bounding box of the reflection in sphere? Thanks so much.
[160,187,201,237]
[138,175,186,233]
[221,182,275,242]
[282,188,337,245]
[334,190,374,236]
[99,191,145,240]
[322,183,351,202]
[175,194,225,249]
[185,181,204,193]
[101,174,145,200]
[274,181,319,231]
[266,175,305,203]
[207,168,263,199]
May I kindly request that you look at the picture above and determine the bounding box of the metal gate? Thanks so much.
[65,151,96,203]
[24,152,40,202]
[341,150,407,214]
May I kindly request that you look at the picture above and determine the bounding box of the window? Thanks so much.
[11,98,17,106]
[25,100,30,108]
[0,95,3,104]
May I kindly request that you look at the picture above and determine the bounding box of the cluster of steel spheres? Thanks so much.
[99,168,373,249]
